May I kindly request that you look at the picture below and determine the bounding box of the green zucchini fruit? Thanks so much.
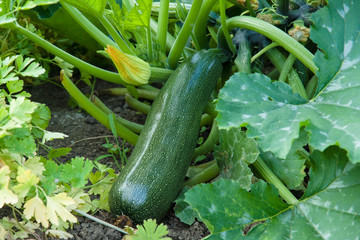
[108,49,224,223]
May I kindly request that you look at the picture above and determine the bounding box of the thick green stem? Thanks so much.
[60,71,138,145]
[306,75,318,99]
[194,120,219,157]
[278,53,296,82]
[183,160,220,187]
[193,0,218,49]
[266,48,308,99]
[220,0,236,55]
[218,16,317,73]
[8,22,127,84]
[91,95,143,133]
[101,87,158,100]
[4,22,173,84]
[61,3,115,48]
[251,42,279,63]
[156,0,169,53]
[98,14,134,55]
[252,157,298,205]
[168,0,203,69]
[125,94,151,114]
[150,17,175,52]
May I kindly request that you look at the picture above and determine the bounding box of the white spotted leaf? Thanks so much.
[185,146,360,239]
[214,128,259,190]
[216,0,360,163]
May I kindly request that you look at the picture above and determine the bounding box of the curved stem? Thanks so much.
[194,120,219,157]
[220,0,236,55]
[218,16,317,73]
[193,0,218,49]
[183,160,220,187]
[9,22,127,84]
[251,42,279,63]
[252,157,298,204]
[61,3,115,48]
[91,95,143,133]
[168,0,204,69]
[4,22,172,84]
[125,94,151,114]
[60,71,138,145]
[278,53,296,82]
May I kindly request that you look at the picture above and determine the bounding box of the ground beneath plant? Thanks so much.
[28,80,210,240]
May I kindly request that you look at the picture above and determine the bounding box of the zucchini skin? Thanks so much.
[108,49,223,223]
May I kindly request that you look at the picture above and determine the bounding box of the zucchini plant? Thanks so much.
[1,0,360,239]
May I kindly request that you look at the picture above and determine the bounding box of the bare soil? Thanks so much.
[28,80,210,240]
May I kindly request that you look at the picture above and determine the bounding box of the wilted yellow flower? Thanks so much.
[105,45,151,85]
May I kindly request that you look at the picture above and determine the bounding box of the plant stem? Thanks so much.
[7,22,127,84]
[276,0,289,16]
[220,0,236,55]
[125,94,151,114]
[278,53,296,82]
[101,87,158,100]
[150,17,175,52]
[306,75,318,99]
[218,16,317,74]
[156,0,170,53]
[183,160,220,187]
[266,48,308,99]
[4,22,173,84]
[91,95,143,133]
[98,14,134,55]
[193,0,218,49]
[168,0,203,69]
[245,0,256,17]
[74,209,128,235]
[252,157,298,205]
[194,120,219,157]
[251,42,279,63]
[60,71,139,145]
[61,3,115,48]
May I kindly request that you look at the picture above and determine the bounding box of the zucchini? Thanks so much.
[108,49,224,223]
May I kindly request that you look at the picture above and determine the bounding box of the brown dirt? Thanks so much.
[28,80,210,240]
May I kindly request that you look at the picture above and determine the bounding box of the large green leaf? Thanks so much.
[260,128,308,189]
[216,0,360,163]
[60,0,106,17]
[185,146,360,239]
[214,128,259,190]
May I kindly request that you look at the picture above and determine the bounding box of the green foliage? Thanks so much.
[214,128,259,190]
[0,54,116,238]
[126,219,172,240]
[216,0,360,164]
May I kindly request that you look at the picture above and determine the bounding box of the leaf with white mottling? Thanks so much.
[261,128,308,189]
[214,127,259,190]
[185,179,288,236]
[185,146,360,239]
[216,0,360,164]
